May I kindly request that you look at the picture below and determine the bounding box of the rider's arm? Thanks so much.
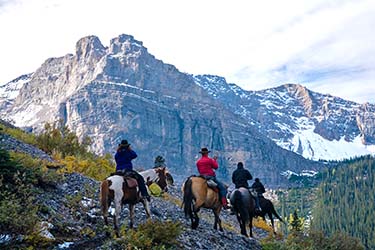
[210,158,218,169]
[129,149,137,160]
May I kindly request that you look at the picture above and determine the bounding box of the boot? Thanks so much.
[221,197,230,210]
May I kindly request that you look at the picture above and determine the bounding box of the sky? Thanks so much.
[1,0,374,104]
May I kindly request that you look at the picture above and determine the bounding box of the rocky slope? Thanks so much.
[0,34,326,187]
[0,133,264,249]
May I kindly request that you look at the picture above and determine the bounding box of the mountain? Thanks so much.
[194,75,375,161]
[0,34,326,187]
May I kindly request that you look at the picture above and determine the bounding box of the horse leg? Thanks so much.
[142,199,151,219]
[268,212,276,234]
[113,200,121,237]
[100,180,111,225]
[249,215,253,238]
[213,208,223,231]
[237,213,248,237]
[191,198,204,229]
[129,204,135,229]
[192,210,200,229]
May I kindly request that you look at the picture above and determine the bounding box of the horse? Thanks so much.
[255,196,284,234]
[100,173,151,236]
[229,187,256,237]
[182,176,224,231]
[139,167,174,192]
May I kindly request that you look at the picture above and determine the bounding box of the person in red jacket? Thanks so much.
[196,147,229,209]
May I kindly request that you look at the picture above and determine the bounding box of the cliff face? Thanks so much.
[0,34,324,187]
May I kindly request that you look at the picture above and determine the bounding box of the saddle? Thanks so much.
[124,177,138,188]
[194,175,219,192]
[110,171,138,188]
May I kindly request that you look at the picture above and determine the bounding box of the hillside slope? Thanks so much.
[0,132,263,249]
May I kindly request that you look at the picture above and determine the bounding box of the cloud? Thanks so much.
[230,0,375,103]
[0,0,374,104]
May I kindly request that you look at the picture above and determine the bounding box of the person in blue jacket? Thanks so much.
[115,139,150,201]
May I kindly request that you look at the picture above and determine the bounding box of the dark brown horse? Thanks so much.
[100,174,151,236]
[182,176,224,231]
[229,187,256,237]
[255,196,284,234]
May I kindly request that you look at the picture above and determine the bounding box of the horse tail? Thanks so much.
[271,203,284,222]
[233,189,249,223]
[100,180,110,219]
[183,177,194,219]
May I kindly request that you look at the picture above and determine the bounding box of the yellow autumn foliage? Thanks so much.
[58,154,114,180]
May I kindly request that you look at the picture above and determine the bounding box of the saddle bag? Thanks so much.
[206,179,218,188]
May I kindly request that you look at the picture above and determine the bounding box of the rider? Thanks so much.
[154,155,166,168]
[114,139,151,201]
[231,162,253,214]
[251,178,266,212]
[232,162,253,189]
[196,147,230,209]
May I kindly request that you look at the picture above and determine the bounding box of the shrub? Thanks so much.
[58,154,114,180]
[0,149,61,236]
[0,123,37,146]
[35,120,91,158]
[117,220,182,249]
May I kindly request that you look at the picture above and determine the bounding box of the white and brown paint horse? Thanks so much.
[100,174,151,236]
[139,167,174,191]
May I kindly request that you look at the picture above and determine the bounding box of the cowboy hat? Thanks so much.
[120,139,130,147]
[199,147,211,154]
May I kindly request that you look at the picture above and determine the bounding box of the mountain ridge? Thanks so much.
[0,34,345,187]
[194,75,375,160]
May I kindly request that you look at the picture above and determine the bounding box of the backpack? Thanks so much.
[149,182,163,197]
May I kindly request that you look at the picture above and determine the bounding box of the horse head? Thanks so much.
[154,167,169,192]
[165,168,174,186]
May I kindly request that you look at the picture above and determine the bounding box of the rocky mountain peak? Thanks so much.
[109,33,146,55]
[282,83,315,117]
[75,35,106,62]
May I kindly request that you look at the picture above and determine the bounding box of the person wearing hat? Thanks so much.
[196,147,229,209]
[114,139,150,201]
[232,162,253,189]
[251,178,266,212]
[154,155,166,168]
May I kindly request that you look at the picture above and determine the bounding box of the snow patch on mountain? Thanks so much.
[10,103,43,128]
[0,74,31,100]
[275,120,375,161]
[281,170,318,179]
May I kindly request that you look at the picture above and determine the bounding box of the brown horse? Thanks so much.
[100,174,151,236]
[182,176,224,231]
[229,187,256,237]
